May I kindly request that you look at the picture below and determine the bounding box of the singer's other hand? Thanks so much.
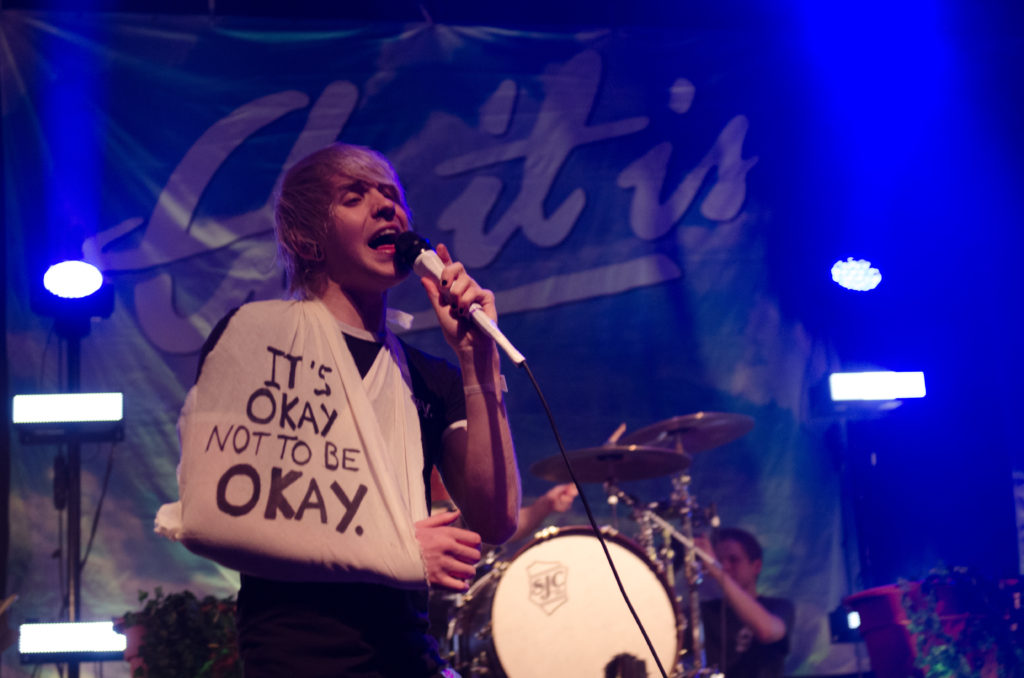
[414,511,482,591]
[420,243,499,359]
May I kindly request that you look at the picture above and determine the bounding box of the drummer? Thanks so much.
[695,527,794,678]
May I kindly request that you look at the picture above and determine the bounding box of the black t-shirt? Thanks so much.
[700,596,795,678]
[197,308,466,677]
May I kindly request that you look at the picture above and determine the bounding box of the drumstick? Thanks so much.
[644,511,720,569]
[604,483,720,570]
[605,422,627,445]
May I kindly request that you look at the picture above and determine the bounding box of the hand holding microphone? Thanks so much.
[396,232,525,365]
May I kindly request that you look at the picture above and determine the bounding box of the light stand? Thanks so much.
[827,371,925,589]
[64,321,84,631]
[18,261,117,677]
[823,370,927,671]
[13,390,124,674]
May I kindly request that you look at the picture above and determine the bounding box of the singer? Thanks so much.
[158,142,521,677]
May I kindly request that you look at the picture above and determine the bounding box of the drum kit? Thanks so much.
[441,411,755,678]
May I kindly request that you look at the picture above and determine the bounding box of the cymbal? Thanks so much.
[529,444,691,483]
[618,412,754,454]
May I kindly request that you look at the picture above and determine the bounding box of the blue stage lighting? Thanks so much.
[31,259,114,338]
[831,258,881,291]
[43,260,104,299]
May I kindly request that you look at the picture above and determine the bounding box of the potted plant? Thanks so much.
[901,568,1023,678]
[845,567,1024,678]
[114,587,241,678]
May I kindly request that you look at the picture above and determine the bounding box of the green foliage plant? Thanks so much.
[900,566,1024,678]
[114,587,241,678]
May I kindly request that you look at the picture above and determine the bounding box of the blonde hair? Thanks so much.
[274,143,409,298]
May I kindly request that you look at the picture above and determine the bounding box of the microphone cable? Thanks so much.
[517,359,670,678]
[396,232,669,676]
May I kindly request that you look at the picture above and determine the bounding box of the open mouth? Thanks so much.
[368,228,400,250]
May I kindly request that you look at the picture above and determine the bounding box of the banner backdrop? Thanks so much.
[3,12,856,675]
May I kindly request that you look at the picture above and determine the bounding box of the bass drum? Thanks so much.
[446,526,683,677]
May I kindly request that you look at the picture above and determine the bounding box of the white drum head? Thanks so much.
[490,530,679,677]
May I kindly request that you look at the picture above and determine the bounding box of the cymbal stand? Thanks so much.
[605,485,722,677]
[603,483,719,570]
[644,500,724,678]
[637,504,659,565]
[606,484,622,531]
[660,521,676,589]
[604,484,682,678]
[605,482,658,564]
[668,471,704,672]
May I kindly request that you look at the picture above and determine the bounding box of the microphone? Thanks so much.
[395,231,526,365]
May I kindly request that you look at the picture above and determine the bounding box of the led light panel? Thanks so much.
[13,393,123,424]
[19,621,126,663]
[829,372,926,401]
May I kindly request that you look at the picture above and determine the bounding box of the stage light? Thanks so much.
[43,260,104,299]
[13,393,123,424]
[829,604,862,643]
[19,621,126,664]
[831,258,881,291]
[829,371,926,401]
[12,393,124,443]
[31,259,114,339]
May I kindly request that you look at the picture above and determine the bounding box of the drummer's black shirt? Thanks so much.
[700,596,795,678]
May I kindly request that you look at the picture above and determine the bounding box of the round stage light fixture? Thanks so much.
[43,260,104,299]
[831,257,881,291]
[31,259,115,339]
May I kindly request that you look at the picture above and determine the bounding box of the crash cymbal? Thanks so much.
[618,412,754,454]
[529,444,691,483]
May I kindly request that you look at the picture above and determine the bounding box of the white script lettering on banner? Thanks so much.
[81,49,755,351]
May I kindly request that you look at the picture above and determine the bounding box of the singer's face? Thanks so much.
[322,179,411,292]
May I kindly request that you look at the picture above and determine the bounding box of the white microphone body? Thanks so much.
[409,249,526,365]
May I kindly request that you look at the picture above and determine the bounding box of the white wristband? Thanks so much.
[464,375,508,396]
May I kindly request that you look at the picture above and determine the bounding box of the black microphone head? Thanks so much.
[394,231,431,272]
